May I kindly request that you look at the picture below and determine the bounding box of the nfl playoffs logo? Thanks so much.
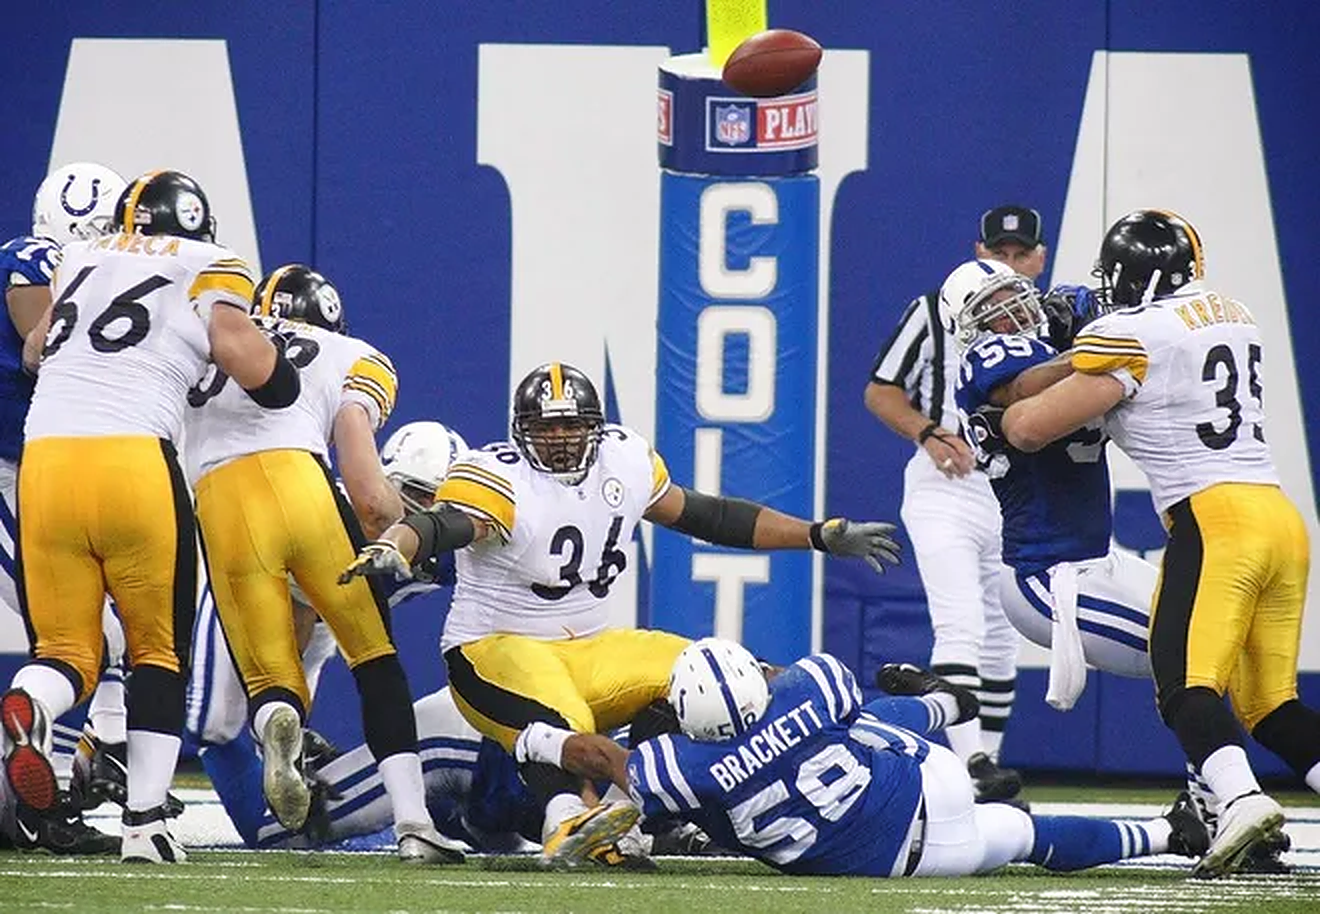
[711,103,753,147]
[657,89,673,146]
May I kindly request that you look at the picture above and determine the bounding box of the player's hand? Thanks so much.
[965,405,1007,455]
[338,540,411,584]
[1041,284,1099,351]
[922,428,975,478]
[816,518,902,574]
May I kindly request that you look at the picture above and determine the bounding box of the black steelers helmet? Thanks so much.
[1092,210,1204,308]
[251,264,346,334]
[113,170,215,243]
[512,362,605,484]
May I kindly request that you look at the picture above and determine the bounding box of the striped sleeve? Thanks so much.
[188,254,255,323]
[434,457,516,540]
[1071,330,1149,394]
[647,448,672,507]
[796,653,861,723]
[341,350,399,430]
[626,736,700,819]
[869,294,930,387]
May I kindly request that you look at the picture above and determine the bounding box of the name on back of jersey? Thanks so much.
[708,697,825,792]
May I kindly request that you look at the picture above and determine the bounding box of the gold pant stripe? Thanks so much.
[444,629,690,751]
[1151,482,1310,730]
[18,436,196,699]
[196,449,394,711]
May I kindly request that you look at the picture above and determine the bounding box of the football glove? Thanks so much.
[338,540,412,584]
[816,518,902,574]
[965,404,1006,453]
[1041,284,1100,351]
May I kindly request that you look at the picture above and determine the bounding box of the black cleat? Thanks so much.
[650,821,724,856]
[72,736,185,818]
[588,840,658,871]
[967,751,1023,801]
[875,663,980,725]
[1165,790,1211,858]
[1239,829,1291,874]
[13,791,121,856]
[302,728,340,771]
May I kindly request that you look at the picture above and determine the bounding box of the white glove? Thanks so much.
[338,540,412,584]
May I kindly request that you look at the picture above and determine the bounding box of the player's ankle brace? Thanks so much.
[126,665,185,735]
[1252,699,1320,776]
[351,655,418,761]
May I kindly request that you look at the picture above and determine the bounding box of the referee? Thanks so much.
[863,205,1048,801]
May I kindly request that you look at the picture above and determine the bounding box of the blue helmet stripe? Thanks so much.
[699,645,747,736]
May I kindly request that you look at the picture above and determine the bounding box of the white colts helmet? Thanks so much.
[939,258,1044,351]
[380,421,470,513]
[668,638,770,742]
[32,162,127,245]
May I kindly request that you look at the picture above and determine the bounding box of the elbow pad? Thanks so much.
[243,350,301,409]
[668,487,761,548]
[400,504,477,563]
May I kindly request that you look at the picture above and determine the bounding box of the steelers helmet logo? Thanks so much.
[317,284,342,323]
[175,191,205,232]
[602,477,625,508]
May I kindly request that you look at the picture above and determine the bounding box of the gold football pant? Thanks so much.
[444,628,691,751]
[195,449,395,713]
[1151,482,1310,730]
[18,436,196,701]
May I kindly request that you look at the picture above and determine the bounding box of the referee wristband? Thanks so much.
[916,421,942,445]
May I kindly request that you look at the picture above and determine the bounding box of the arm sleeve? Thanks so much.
[434,453,517,541]
[626,735,702,819]
[188,253,256,325]
[340,349,399,430]
[1071,316,1149,398]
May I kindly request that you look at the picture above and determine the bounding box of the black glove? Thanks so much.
[1041,284,1099,351]
[965,405,1007,456]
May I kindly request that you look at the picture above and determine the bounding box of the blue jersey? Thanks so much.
[0,235,57,460]
[955,334,1111,574]
[627,654,926,877]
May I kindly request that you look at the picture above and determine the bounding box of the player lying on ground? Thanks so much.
[512,639,1209,876]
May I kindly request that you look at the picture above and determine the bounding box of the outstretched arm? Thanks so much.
[1002,371,1124,452]
[515,723,630,791]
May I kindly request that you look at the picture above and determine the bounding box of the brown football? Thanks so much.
[722,29,823,98]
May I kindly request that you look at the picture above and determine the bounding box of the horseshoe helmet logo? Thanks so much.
[59,174,102,217]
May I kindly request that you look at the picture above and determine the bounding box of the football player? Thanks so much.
[1001,210,1320,876]
[341,361,904,867]
[1,169,302,863]
[184,266,465,864]
[513,638,1208,876]
[0,163,134,854]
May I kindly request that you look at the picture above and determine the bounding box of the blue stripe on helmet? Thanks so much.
[699,645,747,736]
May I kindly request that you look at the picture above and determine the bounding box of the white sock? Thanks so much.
[126,730,181,813]
[919,693,960,730]
[944,718,983,763]
[378,752,430,826]
[981,730,1005,762]
[11,665,78,722]
[1141,817,1173,854]
[543,792,588,841]
[89,675,127,744]
[1305,760,1320,794]
[252,700,299,744]
[1199,745,1262,806]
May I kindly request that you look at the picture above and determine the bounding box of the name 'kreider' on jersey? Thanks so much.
[626,654,927,877]
[955,334,1111,575]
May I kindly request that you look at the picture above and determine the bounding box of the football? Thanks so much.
[721,29,823,98]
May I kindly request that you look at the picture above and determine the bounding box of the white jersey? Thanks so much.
[1071,284,1278,514]
[184,315,398,482]
[438,424,670,651]
[26,232,254,442]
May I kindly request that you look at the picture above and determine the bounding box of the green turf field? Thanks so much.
[1,852,1317,914]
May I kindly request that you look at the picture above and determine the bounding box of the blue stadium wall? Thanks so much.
[3,1,1319,778]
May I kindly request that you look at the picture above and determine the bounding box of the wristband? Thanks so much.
[916,421,941,445]
[809,521,828,552]
[517,721,573,767]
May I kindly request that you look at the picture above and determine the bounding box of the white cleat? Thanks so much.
[261,705,310,832]
[1192,791,1285,878]
[121,806,187,863]
[395,821,466,864]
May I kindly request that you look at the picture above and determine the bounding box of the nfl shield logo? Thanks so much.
[714,105,752,145]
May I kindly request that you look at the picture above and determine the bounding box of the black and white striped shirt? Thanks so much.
[868,289,960,433]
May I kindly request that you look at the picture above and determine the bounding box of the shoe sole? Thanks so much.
[1193,809,1286,878]
[397,834,465,865]
[2,691,56,811]
[543,804,641,868]
[261,708,310,832]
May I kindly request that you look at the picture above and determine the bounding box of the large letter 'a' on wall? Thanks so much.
[1052,51,1320,670]
[48,39,262,272]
